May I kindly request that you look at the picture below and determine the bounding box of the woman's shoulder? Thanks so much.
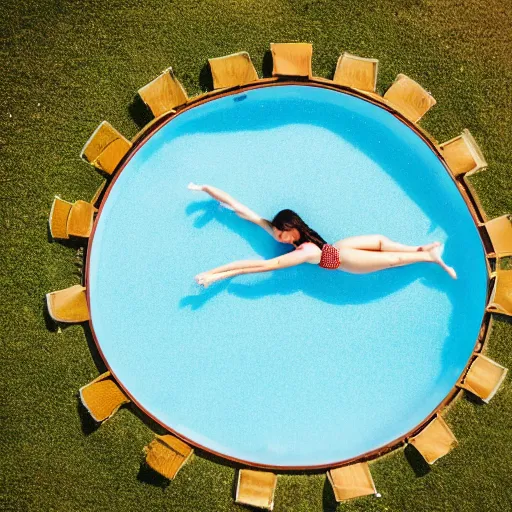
[296,242,319,249]
[295,242,322,254]
[295,242,322,264]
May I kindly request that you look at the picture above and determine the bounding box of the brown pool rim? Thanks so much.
[84,78,491,472]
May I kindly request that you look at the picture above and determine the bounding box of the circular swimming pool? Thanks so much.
[87,84,487,468]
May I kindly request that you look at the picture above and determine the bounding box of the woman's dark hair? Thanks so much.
[271,209,327,249]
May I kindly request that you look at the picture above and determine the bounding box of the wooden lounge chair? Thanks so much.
[67,200,96,238]
[438,129,487,177]
[481,215,512,257]
[138,67,188,118]
[327,462,377,502]
[408,415,457,464]
[270,42,313,78]
[235,469,277,510]
[438,129,488,222]
[49,197,97,240]
[383,74,436,123]
[333,53,379,93]
[487,267,512,316]
[144,435,193,480]
[49,197,73,239]
[46,284,89,323]
[80,121,132,175]
[79,371,130,423]
[208,52,259,89]
[460,354,508,403]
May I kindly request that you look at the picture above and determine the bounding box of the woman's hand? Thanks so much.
[188,182,204,192]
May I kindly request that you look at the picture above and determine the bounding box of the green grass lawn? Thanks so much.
[1,1,511,510]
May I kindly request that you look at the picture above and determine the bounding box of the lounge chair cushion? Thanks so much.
[209,52,259,89]
[46,284,89,323]
[487,269,512,316]
[327,462,376,502]
[439,129,487,177]
[409,415,457,464]
[461,354,508,403]
[49,197,73,239]
[145,435,193,480]
[235,469,277,510]
[383,74,436,123]
[485,215,512,256]
[270,43,313,77]
[93,138,132,175]
[81,121,132,175]
[138,68,188,117]
[79,372,129,423]
[67,200,96,238]
[333,53,379,92]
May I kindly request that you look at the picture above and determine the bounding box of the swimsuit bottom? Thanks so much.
[319,244,341,270]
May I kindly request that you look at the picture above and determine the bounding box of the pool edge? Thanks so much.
[84,78,492,471]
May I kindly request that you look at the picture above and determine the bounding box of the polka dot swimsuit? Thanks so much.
[319,244,341,270]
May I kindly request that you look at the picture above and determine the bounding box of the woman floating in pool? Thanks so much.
[188,183,457,287]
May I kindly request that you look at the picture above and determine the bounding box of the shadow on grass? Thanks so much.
[128,405,168,436]
[82,323,108,373]
[128,94,153,130]
[192,446,241,473]
[42,297,59,332]
[198,62,213,92]
[463,390,486,406]
[262,50,273,77]
[46,222,86,250]
[322,477,339,512]
[137,462,170,489]
[76,400,100,435]
[404,444,431,477]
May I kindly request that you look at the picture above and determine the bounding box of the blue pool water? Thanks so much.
[88,85,487,467]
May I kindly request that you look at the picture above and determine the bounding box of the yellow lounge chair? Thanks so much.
[333,53,379,93]
[138,67,188,118]
[49,197,73,239]
[487,267,512,316]
[482,215,512,256]
[408,415,457,464]
[46,284,89,323]
[327,462,377,502]
[49,197,97,239]
[383,73,436,123]
[67,200,97,238]
[144,435,193,480]
[438,129,488,221]
[438,129,487,177]
[270,42,313,78]
[80,121,132,175]
[235,469,277,510]
[460,354,508,403]
[79,371,129,423]
[208,52,259,89]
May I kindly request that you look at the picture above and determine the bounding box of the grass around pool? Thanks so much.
[1,1,511,511]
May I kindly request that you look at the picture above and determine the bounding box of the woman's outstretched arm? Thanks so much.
[188,183,274,235]
[195,245,318,288]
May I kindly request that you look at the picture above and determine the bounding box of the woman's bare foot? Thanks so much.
[188,182,203,191]
[429,245,457,279]
[418,241,441,252]
[195,271,209,282]
[195,273,216,288]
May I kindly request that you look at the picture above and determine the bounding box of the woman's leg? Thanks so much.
[336,235,439,253]
[338,246,456,278]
